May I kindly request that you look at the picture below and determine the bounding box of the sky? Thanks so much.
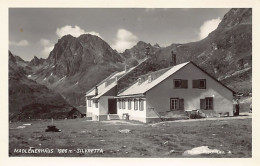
[9,8,230,61]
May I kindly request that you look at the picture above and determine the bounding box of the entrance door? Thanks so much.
[108,99,117,114]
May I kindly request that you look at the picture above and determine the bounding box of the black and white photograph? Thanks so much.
[1,0,258,164]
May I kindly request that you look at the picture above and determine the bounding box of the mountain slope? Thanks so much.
[121,41,160,61]
[30,34,124,106]
[123,8,252,93]
[9,51,74,121]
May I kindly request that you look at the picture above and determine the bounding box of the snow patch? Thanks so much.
[57,76,66,82]
[50,73,53,76]
[27,75,31,78]
[52,65,55,68]
[43,77,46,81]
[183,146,225,156]
[17,126,26,129]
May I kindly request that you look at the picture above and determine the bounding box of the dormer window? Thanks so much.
[148,75,152,83]
[138,78,142,85]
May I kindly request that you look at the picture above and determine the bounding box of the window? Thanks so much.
[134,99,138,110]
[199,79,206,89]
[88,100,92,107]
[128,99,132,110]
[122,99,126,109]
[173,79,188,88]
[94,100,98,108]
[139,99,144,111]
[200,97,213,110]
[205,97,213,110]
[118,99,122,109]
[193,79,206,89]
[170,98,184,110]
[171,99,179,110]
[174,80,181,88]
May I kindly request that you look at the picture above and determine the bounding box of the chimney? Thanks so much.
[171,51,176,66]
[95,86,98,96]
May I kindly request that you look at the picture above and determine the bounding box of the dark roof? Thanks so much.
[76,107,86,114]
[137,66,172,84]
[85,71,118,96]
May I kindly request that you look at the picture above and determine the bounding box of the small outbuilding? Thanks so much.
[67,108,82,119]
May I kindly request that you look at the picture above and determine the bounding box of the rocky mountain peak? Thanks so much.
[9,51,16,63]
[45,33,122,77]
[28,55,44,66]
[218,8,252,29]
[153,43,160,48]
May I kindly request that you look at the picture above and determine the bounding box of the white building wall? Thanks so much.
[86,99,100,120]
[117,99,147,123]
[146,63,233,118]
[99,96,114,115]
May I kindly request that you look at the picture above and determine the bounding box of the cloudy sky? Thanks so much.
[9,8,230,61]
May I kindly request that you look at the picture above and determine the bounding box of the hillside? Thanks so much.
[9,51,74,121]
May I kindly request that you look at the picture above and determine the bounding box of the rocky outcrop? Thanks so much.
[28,56,45,66]
[30,34,124,106]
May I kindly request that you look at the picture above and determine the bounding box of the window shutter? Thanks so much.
[208,97,213,109]
[193,80,199,88]
[211,98,213,109]
[118,99,121,109]
[200,99,206,109]
[179,99,184,110]
[181,80,188,88]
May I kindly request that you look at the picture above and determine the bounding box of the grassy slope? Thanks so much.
[9,118,251,157]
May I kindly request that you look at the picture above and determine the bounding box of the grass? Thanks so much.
[9,118,251,157]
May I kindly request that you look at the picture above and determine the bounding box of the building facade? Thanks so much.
[116,62,234,123]
[86,61,234,123]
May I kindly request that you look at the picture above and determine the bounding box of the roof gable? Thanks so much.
[189,61,234,93]
[118,61,234,97]
[118,62,190,96]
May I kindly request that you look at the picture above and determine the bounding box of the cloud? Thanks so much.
[9,40,30,46]
[40,38,51,46]
[199,17,221,39]
[111,29,139,53]
[39,38,54,58]
[56,25,101,38]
